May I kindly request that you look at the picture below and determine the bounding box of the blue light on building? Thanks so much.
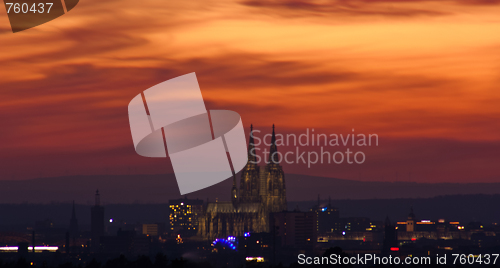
[212,238,237,250]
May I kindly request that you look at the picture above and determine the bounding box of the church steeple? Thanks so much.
[385,215,391,226]
[239,124,261,203]
[268,124,279,164]
[248,124,257,164]
[71,200,76,218]
[95,189,100,207]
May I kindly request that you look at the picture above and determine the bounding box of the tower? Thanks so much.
[90,190,105,250]
[69,201,78,240]
[239,124,261,203]
[262,124,287,212]
[268,124,279,164]
[406,207,416,232]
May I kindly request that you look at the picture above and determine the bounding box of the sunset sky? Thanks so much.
[1,0,500,183]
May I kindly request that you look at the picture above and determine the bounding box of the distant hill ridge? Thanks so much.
[1,174,500,204]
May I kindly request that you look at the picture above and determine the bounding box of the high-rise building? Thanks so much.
[69,200,79,240]
[270,210,317,248]
[197,125,287,239]
[312,196,340,234]
[90,190,105,249]
[169,197,203,236]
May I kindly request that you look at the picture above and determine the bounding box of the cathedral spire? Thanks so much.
[268,124,279,164]
[71,200,76,218]
[95,189,100,207]
[271,124,276,144]
[247,124,257,164]
[385,215,391,226]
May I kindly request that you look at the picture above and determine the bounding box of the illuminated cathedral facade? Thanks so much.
[197,125,287,239]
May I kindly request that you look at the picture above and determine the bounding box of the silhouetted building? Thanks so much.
[91,190,105,250]
[342,217,371,232]
[397,209,472,241]
[142,224,159,236]
[198,125,287,239]
[238,232,273,259]
[169,197,203,236]
[100,229,150,256]
[314,205,384,248]
[382,216,397,253]
[17,242,29,257]
[35,219,54,230]
[69,200,78,240]
[312,196,340,235]
[270,210,316,248]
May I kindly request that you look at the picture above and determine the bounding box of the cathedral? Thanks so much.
[197,125,287,240]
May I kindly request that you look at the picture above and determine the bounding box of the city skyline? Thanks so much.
[1,189,499,267]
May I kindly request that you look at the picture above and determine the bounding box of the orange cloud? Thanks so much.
[1,0,500,182]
